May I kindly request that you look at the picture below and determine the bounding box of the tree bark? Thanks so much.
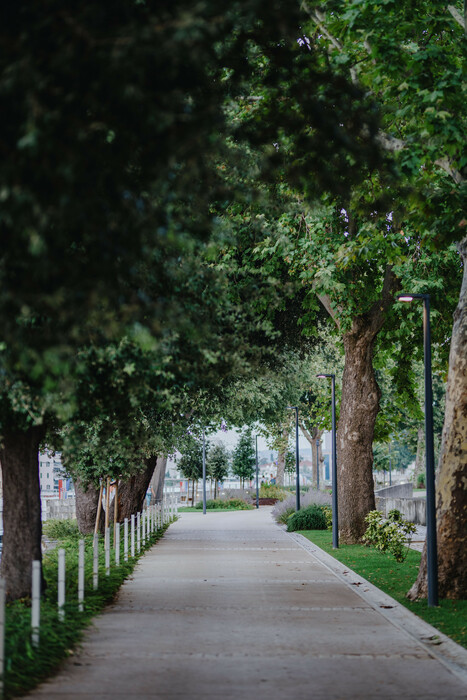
[150,456,167,504]
[300,422,322,488]
[408,236,467,600]
[338,324,379,542]
[0,425,45,601]
[109,456,157,522]
[74,477,105,535]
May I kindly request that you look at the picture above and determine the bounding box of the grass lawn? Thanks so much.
[300,530,467,650]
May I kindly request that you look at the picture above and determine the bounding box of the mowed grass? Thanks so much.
[300,530,467,650]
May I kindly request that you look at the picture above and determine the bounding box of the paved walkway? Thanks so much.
[26,509,467,699]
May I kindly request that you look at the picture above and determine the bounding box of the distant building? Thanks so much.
[39,453,71,498]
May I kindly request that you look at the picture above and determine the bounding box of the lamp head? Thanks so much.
[397,293,427,302]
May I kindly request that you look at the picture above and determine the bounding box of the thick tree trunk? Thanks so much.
[338,325,379,542]
[408,236,467,600]
[275,424,290,486]
[150,456,167,504]
[0,425,45,601]
[74,477,105,535]
[109,456,157,522]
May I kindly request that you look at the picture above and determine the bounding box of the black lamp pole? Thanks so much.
[317,374,338,548]
[398,293,438,606]
[316,438,320,490]
[202,428,207,515]
[287,406,300,511]
[255,435,259,509]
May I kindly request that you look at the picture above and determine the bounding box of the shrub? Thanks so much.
[195,498,253,510]
[416,473,426,488]
[322,505,333,530]
[42,519,80,541]
[363,509,417,563]
[286,504,328,532]
[259,483,288,501]
[277,506,295,525]
[272,488,331,524]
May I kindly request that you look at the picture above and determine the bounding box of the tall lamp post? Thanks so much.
[316,438,320,490]
[398,293,438,606]
[287,406,300,511]
[317,374,338,549]
[255,435,259,509]
[202,428,207,515]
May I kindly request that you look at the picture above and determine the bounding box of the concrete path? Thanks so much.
[26,509,467,699]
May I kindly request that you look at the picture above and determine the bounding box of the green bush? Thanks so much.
[259,483,288,501]
[322,505,333,530]
[416,473,426,488]
[363,509,417,562]
[277,506,295,525]
[195,498,253,510]
[286,504,328,532]
[42,519,80,540]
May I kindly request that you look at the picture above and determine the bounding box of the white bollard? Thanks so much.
[58,548,65,621]
[124,518,129,562]
[31,561,41,648]
[142,511,146,546]
[137,512,141,553]
[115,523,120,567]
[0,578,5,698]
[93,534,99,590]
[105,528,110,576]
[78,539,85,612]
[131,514,135,557]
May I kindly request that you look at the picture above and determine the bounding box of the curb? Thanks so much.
[284,528,467,687]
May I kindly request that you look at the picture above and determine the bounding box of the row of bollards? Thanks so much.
[0,496,178,697]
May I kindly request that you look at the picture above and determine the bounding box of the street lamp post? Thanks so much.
[202,428,207,515]
[316,438,320,490]
[317,374,338,548]
[398,293,438,606]
[287,406,300,511]
[255,435,259,509]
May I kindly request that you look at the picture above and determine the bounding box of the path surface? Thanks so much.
[26,509,467,699]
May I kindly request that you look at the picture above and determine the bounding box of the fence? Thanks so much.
[0,493,178,697]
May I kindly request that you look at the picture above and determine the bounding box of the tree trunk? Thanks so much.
[150,456,167,504]
[109,456,157,522]
[0,425,45,601]
[74,477,105,535]
[300,422,322,488]
[275,424,290,486]
[408,236,467,600]
[338,324,380,543]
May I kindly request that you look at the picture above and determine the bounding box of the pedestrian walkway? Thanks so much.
[26,509,467,699]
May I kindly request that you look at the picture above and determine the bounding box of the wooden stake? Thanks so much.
[31,561,41,647]
[94,482,104,536]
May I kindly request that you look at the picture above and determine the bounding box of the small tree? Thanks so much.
[207,443,230,498]
[177,438,204,505]
[231,430,255,488]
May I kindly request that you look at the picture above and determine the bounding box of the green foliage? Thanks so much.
[259,483,288,500]
[177,437,204,482]
[363,510,417,563]
[277,506,295,525]
[207,443,230,483]
[231,429,255,484]
[42,519,80,541]
[322,505,333,531]
[286,504,328,532]
[195,498,253,511]
[417,474,426,489]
